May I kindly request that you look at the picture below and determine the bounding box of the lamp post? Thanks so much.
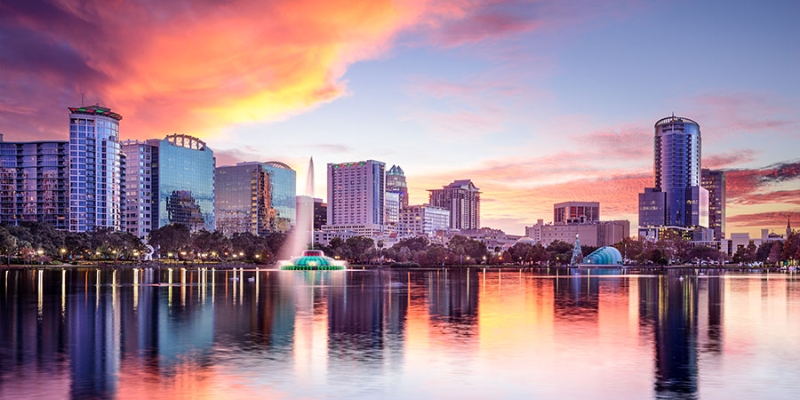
[37,249,44,265]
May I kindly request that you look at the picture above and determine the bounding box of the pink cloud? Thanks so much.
[726,211,800,228]
[1,0,549,143]
[703,150,758,169]
[690,92,799,141]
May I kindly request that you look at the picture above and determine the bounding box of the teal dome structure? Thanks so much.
[280,250,346,270]
[584,246,623,265]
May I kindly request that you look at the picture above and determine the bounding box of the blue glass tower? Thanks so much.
[639,116,709,238]
[68,106,123,232]
[152,134,215,232]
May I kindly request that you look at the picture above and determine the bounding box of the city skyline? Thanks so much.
[1,0,798,237]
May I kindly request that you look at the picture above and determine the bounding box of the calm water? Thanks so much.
[1,267,800,399]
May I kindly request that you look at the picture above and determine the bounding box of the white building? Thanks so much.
[121,140,157,239]
[398,204,450,238]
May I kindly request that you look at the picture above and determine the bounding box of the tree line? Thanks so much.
[1,221,798,266]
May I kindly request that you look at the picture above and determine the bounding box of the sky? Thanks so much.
[1,0,799,237]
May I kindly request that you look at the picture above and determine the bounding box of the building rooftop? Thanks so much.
[68,105,122,121]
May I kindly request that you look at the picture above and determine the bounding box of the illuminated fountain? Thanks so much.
[279,157,346,271]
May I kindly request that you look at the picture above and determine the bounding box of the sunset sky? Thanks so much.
[1,0,798,237]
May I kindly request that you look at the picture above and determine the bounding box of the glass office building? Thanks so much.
[216,161,296,236]
[638,116,709,240]
[68,106,123,232]
[154,134,215,232]
[0,138,69,229]
[215,163,269,236]
[262,161,296,231]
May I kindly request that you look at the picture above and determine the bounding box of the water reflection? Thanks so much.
[1,268,799,399]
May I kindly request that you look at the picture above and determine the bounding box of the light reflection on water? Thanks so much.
[1,268,800,399]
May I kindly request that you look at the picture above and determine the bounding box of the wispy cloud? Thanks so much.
[0,0,546,142]
[726,211,800,228]
[691,92,799,141]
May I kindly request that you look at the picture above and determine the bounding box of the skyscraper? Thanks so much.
[121,140,158,238]
[638,116,709,240]
[386,165,408,209]
[428,179,480,230]
[68,105,123,232]
[701,169,726,241]
[326,160,385,229]
[0,138,69,229]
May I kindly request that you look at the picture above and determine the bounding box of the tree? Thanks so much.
[392,236,429,253]
[782,232,800,263]
[547,240,573,265]
[149,224,192,257]
[509,243,534,264]
[687,245,722,263]
[0,226,16,265]
[426,246,447,266]
[532,244,550,265]
[344,236,374,263]
[733,241,757,264]
[192,229,232,259]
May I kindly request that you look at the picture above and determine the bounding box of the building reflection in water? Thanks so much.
[0,267,763,399]
[637,270,724,399]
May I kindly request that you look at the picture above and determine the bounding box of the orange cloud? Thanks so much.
[2,0,520,141]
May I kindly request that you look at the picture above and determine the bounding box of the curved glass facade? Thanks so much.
[156,135,215,231]
[584,246,623,265]
[640,116,708,229]
[68,106,123,232]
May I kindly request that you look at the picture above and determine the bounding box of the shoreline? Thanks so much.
[0,262,792,274]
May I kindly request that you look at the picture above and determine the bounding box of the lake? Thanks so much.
[1,267,799,399]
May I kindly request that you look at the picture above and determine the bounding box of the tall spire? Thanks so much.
[788,215,792,238]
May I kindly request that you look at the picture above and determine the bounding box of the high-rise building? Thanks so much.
[428,179,480,230]
[261,161,296,231]
[386,165,408,209]
[701,169,726,241]
[0,138,69,229]
[385,192,400,227]
[215,163,270,236]
[68,105,123,232]
[153,134,215,232]
[313,198,327,231]
[326,160,385,229]
[217,161,296,235]
[121,140,158,239]
[638,116,709,240]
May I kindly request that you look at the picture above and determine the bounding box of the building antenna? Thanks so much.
[81,90,84,107]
